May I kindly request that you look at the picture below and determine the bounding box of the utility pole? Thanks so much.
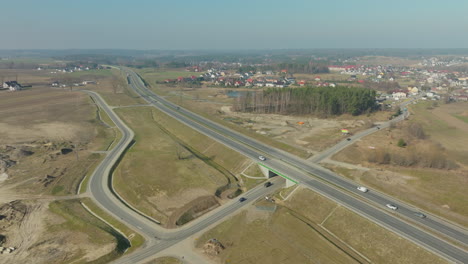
[179,85,183,106]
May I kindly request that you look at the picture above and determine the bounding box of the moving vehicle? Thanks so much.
[386,204,398,210]
[239,197,247,202]
[357,186,368,193]
[258,155,266,161]
[264,181,272,187]
[347,138,351,141]
[414,212,426,218]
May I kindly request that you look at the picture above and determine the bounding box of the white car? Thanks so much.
[357,186,368,193]
[386,204,398,210]
[258,155,266,161]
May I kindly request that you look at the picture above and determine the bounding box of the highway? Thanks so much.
[119,68,468,263]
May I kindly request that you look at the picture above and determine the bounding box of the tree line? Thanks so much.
[256,61,330,74]
[233,86,377,116]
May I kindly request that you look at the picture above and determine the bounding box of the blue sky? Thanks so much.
[2,0,468,49]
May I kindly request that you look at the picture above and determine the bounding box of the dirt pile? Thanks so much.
[203,238,225,256]
[0,154,16,173]
[0,201,27,247]
[0,145,36,175]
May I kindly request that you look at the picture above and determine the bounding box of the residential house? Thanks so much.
[454,95,468,101]
[3,81,22,91]
[407,86,419,95]
[392,91,407,100]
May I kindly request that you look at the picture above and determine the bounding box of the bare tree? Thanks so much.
[406,123,426,139]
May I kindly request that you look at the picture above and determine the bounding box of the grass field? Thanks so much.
[323,206,447,264]
[195,208,358,264]
[145,257,182,264]
[453,114,468,123]
[283,187,338,223]
[69,69,114,78]
[80,68,147,107]
[136,68,198,83]
[113,107,234,225]
[197,187,447,264]
[150,108,248,177]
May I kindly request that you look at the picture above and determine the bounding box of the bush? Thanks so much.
[397,138,407,147]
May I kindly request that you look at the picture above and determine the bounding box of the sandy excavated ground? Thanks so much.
[221,105,383,153]
[0,199,115,264]
[0,77,115,263]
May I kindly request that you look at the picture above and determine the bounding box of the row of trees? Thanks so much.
[367,144,457,169]
[257,61,330,74]
[233,86,377,116]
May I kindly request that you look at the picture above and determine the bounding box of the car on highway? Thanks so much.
[386,204,398,210]
[264,181,272,187]
[239,197,247,202]
[347,138,351,141]
[357,186,368,193]
[258,155,266,161]
[414,212,426,218]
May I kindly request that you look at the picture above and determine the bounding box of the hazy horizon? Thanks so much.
[3,0,468,50]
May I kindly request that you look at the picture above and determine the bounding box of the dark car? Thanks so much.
[239,197,247,202]
[264,182,272,188]
[347,138,351,141]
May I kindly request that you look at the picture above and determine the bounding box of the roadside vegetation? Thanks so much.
[80,198,145,253]
[48,199,131,263]
[145,257,182,264]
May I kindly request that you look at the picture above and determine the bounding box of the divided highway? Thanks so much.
[121,69,468,263]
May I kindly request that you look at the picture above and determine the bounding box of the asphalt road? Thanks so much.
[120,69,468,263]
[309,100,413,163]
